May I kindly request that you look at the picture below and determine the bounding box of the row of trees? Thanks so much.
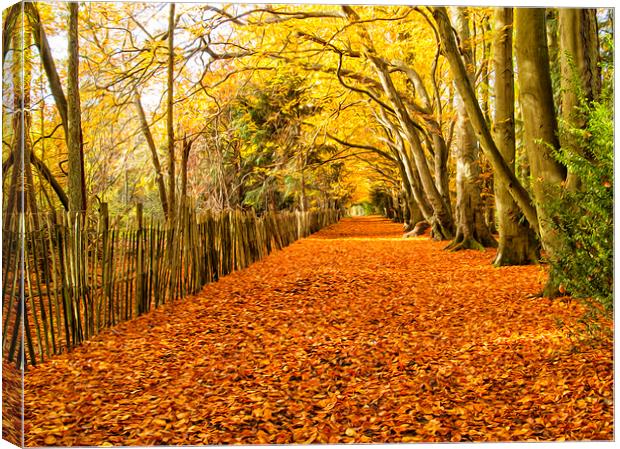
[2,4,613,303]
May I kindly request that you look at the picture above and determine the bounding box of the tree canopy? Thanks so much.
[2,2,614,304]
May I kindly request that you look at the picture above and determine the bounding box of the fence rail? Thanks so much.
[2,206,340,367]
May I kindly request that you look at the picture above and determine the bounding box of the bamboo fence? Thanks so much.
[1,206,340,367]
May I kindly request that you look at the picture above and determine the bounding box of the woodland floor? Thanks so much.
[21,216,613,445]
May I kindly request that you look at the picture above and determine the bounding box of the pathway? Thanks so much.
[24,217,613,444]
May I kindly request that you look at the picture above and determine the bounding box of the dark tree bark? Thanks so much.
[30,153,68,209]
[3,12,69,214]
[134,91,169,217]
[491,7,539,266]
[5,30,24,222]
[5,12,40,220]
[396,166,424,232]
[22,29,40,219]
[2,3,20,62]
[180,135,193,205]
[67,2,86,212]
[166,2,176,221]
[25,2,68,136]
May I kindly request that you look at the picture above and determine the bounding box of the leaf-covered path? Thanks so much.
[24,217,613,445]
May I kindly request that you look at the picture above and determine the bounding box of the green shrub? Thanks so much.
[547,91,613,314]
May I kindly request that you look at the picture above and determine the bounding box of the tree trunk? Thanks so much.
[395,62,451,209]
[26,1,74,213]
[390,190,402,222]
[21,3,71,212]
[396,163,424,231]
[491,7,539,265]
[67,2,86,212]
[2,3,20,63]
[446,7,495,251]
[378,109,435,227]
[558,8,601,191]
[134,91,169,217]
[478,16,492,126]
[166,2,176,221]
[401,144,434,225]
[400,189,411,230]
[23,26,39,218]
[25,3,69,136]
[31,154,68,209]
[407,194,424,226]
[299,151,307,211]
[342,5,454,239]
[181,135,192,205]
[515,8,568,294]
[5,28,24,223]
[432,6,540,236]
[545,8,560,109]
[372,60,454,238]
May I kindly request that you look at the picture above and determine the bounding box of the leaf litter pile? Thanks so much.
[24,217,613,445]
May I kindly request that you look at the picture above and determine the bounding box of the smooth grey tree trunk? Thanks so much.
[432,6,540,235]
[491,7,539,265]
[558,8,601,191]
[446,7,495,251]
[515,8,568,294]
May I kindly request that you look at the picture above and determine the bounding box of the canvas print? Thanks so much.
[1,1,614,446]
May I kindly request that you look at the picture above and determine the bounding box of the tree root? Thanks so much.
[431,221,453,241]
[403,221,430,238]
[446,237,486,252]
[493,248,539,267]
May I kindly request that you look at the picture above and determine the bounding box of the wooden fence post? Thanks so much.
[9,204,338,364]
[99,202,112,328]
[135,203,146,316]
